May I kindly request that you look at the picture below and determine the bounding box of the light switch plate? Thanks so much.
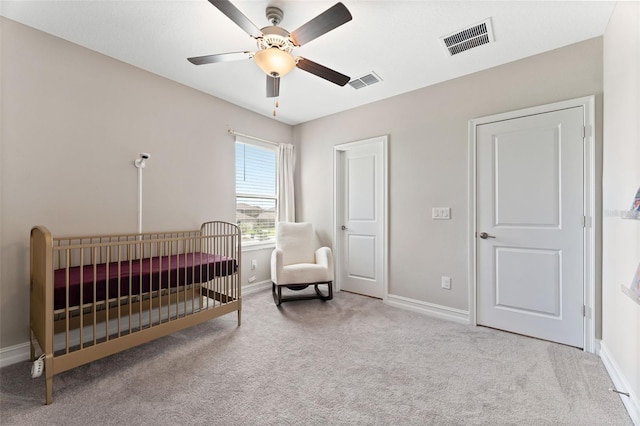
[432,207,451,220]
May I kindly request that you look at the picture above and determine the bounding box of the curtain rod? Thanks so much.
[227,129,280,147]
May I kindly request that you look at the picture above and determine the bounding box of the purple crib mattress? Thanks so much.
[53,253,236,311]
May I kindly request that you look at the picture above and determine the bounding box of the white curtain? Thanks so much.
[277,143,295,222]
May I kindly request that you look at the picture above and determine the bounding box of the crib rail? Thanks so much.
[30,222,241,404]
[52,230,201,268]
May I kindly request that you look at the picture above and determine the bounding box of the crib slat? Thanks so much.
[190,237,195,314]
[65,253,70,354]
[117,245,122,338]
[105,248,110,342]
[128,249,133,335]
[183,242,188,318]
[159,243,164,324]
[138,242,143,331]
[79,250,84,349]
[92,247,97,347]
[147,241,152,330]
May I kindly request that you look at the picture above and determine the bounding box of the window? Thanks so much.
[235,140,277,244]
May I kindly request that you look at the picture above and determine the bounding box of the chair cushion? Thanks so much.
[277,263,333,285]
[276,222,315,266]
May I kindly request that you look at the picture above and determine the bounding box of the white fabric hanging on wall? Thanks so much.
[277,143,295,222]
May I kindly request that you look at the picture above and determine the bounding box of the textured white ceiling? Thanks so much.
[0,0,617,125]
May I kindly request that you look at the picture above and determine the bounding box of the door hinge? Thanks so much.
[583,126,586,140]
[583,216,587,228]
[583,305,586,317]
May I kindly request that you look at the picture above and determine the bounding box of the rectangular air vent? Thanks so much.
[440,18,494,56]
[349,72,382,90]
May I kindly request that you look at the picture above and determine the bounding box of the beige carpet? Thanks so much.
[0,287,632,425]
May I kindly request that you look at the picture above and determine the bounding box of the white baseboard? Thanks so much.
[600,341,640,425]
[0,341,31,368]
[242,279,271,296]
[385,294,470,325]
[593,338,602,355]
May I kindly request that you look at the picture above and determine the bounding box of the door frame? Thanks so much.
[468,96,597,353]
[333,135,389,299]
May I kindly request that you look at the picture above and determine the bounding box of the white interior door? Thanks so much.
[476,107,585,348]
[335,137,387,299]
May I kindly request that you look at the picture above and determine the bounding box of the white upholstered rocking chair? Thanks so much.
[270,222,334,306]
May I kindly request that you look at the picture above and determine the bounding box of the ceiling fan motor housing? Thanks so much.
[257,26,294,53]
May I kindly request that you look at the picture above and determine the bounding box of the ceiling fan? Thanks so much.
[188,0,353,99]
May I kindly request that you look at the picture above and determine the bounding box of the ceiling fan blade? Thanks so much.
[208,0,262,38]
[290,2,352,46]
[296,58,350,86]
[188,51,252,65]
[266,75,280,98]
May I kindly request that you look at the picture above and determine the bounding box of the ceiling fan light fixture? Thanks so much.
[253,48,296,77]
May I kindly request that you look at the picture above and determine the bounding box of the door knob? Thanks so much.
[341,225,348,230]
[479,232,496,239]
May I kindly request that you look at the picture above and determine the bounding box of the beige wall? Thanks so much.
[293,37,603,312]
[602,1,640,416]
[0,18,292,348]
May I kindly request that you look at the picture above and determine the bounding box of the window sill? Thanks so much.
[241,241,276,252]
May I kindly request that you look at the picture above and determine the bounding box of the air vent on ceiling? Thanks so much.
[440,18,494,56]
[348,72,382,90]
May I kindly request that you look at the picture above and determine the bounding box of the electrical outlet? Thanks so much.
[441,276,451,290]
[251,259,257,270]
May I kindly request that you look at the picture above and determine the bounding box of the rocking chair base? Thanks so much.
[272,281,333,306]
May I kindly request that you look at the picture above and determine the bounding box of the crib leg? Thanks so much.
[45,378,53,405]
[45,356,53,405]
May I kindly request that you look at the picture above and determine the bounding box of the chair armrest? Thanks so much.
[315,247,334,280]
[271,248,284,283]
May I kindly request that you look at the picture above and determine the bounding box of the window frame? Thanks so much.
[235,138,278,248]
